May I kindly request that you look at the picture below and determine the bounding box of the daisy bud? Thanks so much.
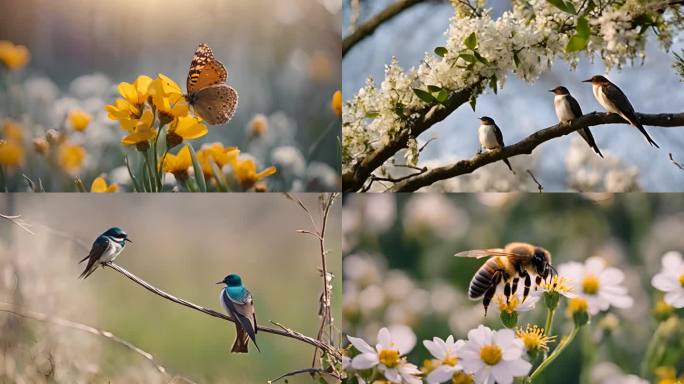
[653,299,674,322]
[500,309,518,328]
[566,297,589,326]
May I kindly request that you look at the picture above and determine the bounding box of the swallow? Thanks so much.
[549,86,603,157]
[217,274,260,353]
[79,227,131,279]
[478,116,515,174]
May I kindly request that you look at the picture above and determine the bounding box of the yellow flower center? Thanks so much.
[451,371,475,384]
[567,297,589,315]
[443,354,458,366]
[679,274,684,288]
[516,325,554,352]
[378,349,400,368]
[479,344,502,366]
[540,275,573,294]
[496,294,519,313]
[582,274,600,295]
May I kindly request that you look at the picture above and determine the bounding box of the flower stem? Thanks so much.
[529,324,580,383]
[544,307,556,337]
[640,320,667,378]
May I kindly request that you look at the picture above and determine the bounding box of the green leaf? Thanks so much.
[412,88,436,103]
[435,89,449,103]
[74,178,86,192]
[393,103,405,116]
[576,16,590,37]
[464,32,477,50]
[489,76,498,94]
[209,159,228,192]
[187,143,207,192]
[565,17,590,52]
[124,154,142,192]
[546,0,574,13]
[427,85,442,93]
[473,51,489,64]
[434,46,448,57]
[458,54,477,63]
[365,111,379,119]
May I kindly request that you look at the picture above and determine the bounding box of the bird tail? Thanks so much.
[578,128,604,158]
[503,158,516,174]
[623,113,659,148]
[79,264,98,279]
[231,326,250,353]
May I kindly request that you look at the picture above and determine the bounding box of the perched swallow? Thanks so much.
[217,274,260,353]
[478,116,515,174]
[582,75,659,148]
[549,86,604,158]
[79,227,131,279]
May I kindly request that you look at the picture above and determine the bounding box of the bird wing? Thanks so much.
[567,94,583,117]
[222,289,260,351]
[79,237,109,279]
[493,125,505,147]
[603,83,635,114]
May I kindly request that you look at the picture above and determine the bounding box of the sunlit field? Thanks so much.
[342,194,684,384]
[0,194,342,383]
[0,0,341,192]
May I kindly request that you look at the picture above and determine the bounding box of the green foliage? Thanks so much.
[547,0,577,14]
[566,17,590,52]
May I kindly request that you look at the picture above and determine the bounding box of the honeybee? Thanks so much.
[454,242,556,315]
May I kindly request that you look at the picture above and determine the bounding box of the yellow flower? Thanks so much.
[105,75,153,130]
[516,325,555,352]
[0,140,24,167]
[3,120,23,142]
[332,90,342,117]
[248,114,268,137]
[0,40,30,71]
[230,156,277,189]
[166,115,208,148]
[57,142,85,173]
[90,176,118,192]
[197,143,239,177]
[121,110,157,147]
[119,75,153,106]
[163,145,192,181]
[148,74,188,123]
[68,110,91,132]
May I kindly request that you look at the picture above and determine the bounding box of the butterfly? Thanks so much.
[186,43,239,125]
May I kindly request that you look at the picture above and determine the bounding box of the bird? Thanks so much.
[549,86,604,158]
[217,274,260,353]
[478,116,515,174]
[79,227,131,279]
[582,75,659,148]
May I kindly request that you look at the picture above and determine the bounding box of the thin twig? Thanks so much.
[103,262,342,360]
[0,302,196,383]
[0,213,35,235]
[669,153,684,170]
[527,169,544,193]
[267,367,340,384]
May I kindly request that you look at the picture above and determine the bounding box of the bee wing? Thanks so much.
[454,248,513,259]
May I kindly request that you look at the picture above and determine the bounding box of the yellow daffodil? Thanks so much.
[33,137,49,156]
[248,114,268,138]
[197,143,239,178]
[3,120,23,142]
[230,156,277,189]
[148,74,189,124]
[163,145,192,181]
[332,90,342,117]
[0,140,25,167]
[0,40,30,71]
[121,110,157,149]
[57,142,85,174]
[90,176,118,192]
[68,110,91,132]
[166,115,208,148]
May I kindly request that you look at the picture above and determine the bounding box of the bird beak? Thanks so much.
[216,281,223,285]
[581,79,592,83]
[548,89,554,93]
[125,238,133,243]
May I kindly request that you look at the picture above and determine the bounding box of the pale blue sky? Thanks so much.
[343,0,684,191]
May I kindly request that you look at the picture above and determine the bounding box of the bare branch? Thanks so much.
[527,169,544,193]
[0,213,35,235]
[669,153,684,170]
[267,367,340,384]
[388,111,684,191]
[0,302,194,382]
[343,0,429,56]
[103,262,342,360]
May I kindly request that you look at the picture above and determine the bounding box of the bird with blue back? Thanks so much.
[79,227,131,279]
[217,273,260,353]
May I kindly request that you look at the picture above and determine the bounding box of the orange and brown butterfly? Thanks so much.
[186,43,238,125]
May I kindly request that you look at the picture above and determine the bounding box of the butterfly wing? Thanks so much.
[187,43,228,94]
[192,84,239,125]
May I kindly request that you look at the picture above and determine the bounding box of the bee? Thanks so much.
[454,242,556,315]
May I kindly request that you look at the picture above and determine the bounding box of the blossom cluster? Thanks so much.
[342,0,678,177]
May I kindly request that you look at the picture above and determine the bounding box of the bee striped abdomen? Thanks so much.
[468,259,501,299]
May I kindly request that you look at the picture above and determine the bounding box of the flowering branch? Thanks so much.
[0,302,195,383]
[388,111,684,191]
[342,0,429,56]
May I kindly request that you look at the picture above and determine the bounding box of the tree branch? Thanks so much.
[267,367,340,383]
[343,84,479,191]
[343,0,429,57]
[102,262,342,360]
[0,302,195,383]
[387,111,684,191]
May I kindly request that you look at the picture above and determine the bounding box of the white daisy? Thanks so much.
[347,326,421,384]
[493,289,542,314]
[651,251,684,308]
[459,325,532,384]
[423,335,466,384]
[558,256,634,315]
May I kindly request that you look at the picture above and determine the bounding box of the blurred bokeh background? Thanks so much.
[0,0,341,191]
[343,193,684,382]
[0,193,341,383]
[343,0,684,191]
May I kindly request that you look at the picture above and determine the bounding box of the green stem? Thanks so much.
[579,327,594,384]
[529,324,581,383]
[142,152,155,192]
[544,307,556,336]
[0,165,6,192]
[640,320,667,378]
